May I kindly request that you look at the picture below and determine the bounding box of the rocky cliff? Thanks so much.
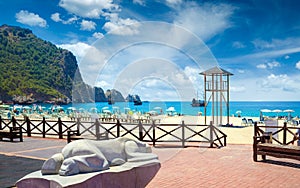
[0,25,124,104]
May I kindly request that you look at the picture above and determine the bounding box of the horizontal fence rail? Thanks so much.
[254,122,299,145]
[0,116,227,148]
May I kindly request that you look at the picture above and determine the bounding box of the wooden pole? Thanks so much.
[42,117,46,138]
[182,121,185,148]
[138,120,143,141]
[26,116,31,137]
[283,122,287,145]
[209,121,214,148]
[95,119,100,140]
[117,120,120,138]
[58,117,63,139]
[152,120,156,147]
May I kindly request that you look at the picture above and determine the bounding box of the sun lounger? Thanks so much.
[241,118,248,126]
[247,119,254,126]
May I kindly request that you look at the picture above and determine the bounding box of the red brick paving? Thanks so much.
[148,144,300,188]
[1,138,300,187]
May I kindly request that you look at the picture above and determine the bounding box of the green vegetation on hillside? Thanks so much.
[0,25,78,102]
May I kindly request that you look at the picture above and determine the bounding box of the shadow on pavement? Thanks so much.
[0,154,44,188]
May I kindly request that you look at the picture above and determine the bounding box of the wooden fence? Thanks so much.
[0,116,227,148]
[254,121,299,145]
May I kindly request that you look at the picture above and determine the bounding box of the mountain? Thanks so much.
[0,25,124,104]
[105,89,125,103]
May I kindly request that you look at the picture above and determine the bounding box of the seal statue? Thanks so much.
[41,137,158,176]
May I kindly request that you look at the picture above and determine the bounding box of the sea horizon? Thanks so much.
[1,101,299,119]
[3,101,296,119]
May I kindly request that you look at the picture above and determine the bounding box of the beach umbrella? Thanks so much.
[79,108,85,112]
[235,110,242,117]
[272,109,282,113]
[90,107,97,113]
[272,109,282,118]
[103,109,111,114]
[260,109,271,113]
[67,107,76,110]
[166,107,175,112]
[148,110,158,115]
[283,109,294,113]
[284,109,294,121]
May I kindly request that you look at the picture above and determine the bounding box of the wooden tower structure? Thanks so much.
[200,66,233,126]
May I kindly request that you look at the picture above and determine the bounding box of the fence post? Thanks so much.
[182,121,185,148]
[26,116,31,137]
[283,122,287,145]
[139,120,143,141]
[116,120,120,138]
[12,116,16,129]
[42,117,46,138]
[0,116,2,130]
[209,121,214,148]
[77,118,81,132]
[254,122,257,137]
[95,119,100,140]
[152,120,156,147]
[58,117,63,139]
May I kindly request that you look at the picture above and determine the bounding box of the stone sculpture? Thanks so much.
[41,137,159,176]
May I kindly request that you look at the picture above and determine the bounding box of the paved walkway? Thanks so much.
[0,137,299,187]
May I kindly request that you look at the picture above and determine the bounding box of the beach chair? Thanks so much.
[248,119,254,126]
[241,118,248,126]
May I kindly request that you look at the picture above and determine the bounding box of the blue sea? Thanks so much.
[53,101,300,118]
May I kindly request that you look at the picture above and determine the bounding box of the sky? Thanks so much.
[1,0,300,101]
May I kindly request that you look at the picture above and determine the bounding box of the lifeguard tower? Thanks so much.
[200,66,233,126]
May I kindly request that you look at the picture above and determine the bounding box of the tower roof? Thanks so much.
[199,66,233,76]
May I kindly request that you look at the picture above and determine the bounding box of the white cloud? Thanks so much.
[15,10,47,27]
[232,41,246,49]
[80,20,96,31]
[51,13,61,22]
[257,61,280,69]
[166,0,182,6]
[252,38,300,50]
[237,69,245,74]
[58,0,120,19]
[296,61,300,70]
[173,2,235,41]
[103,17,140,35]
[260,74,298,92]
[133,0,145,6]
[93,32,104,39]
[227,47,300,63]
[58,42,92,62]
[51,12,77,24]
[256,64,267,69]
[267,61,280,69]
[95,80,110,88]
